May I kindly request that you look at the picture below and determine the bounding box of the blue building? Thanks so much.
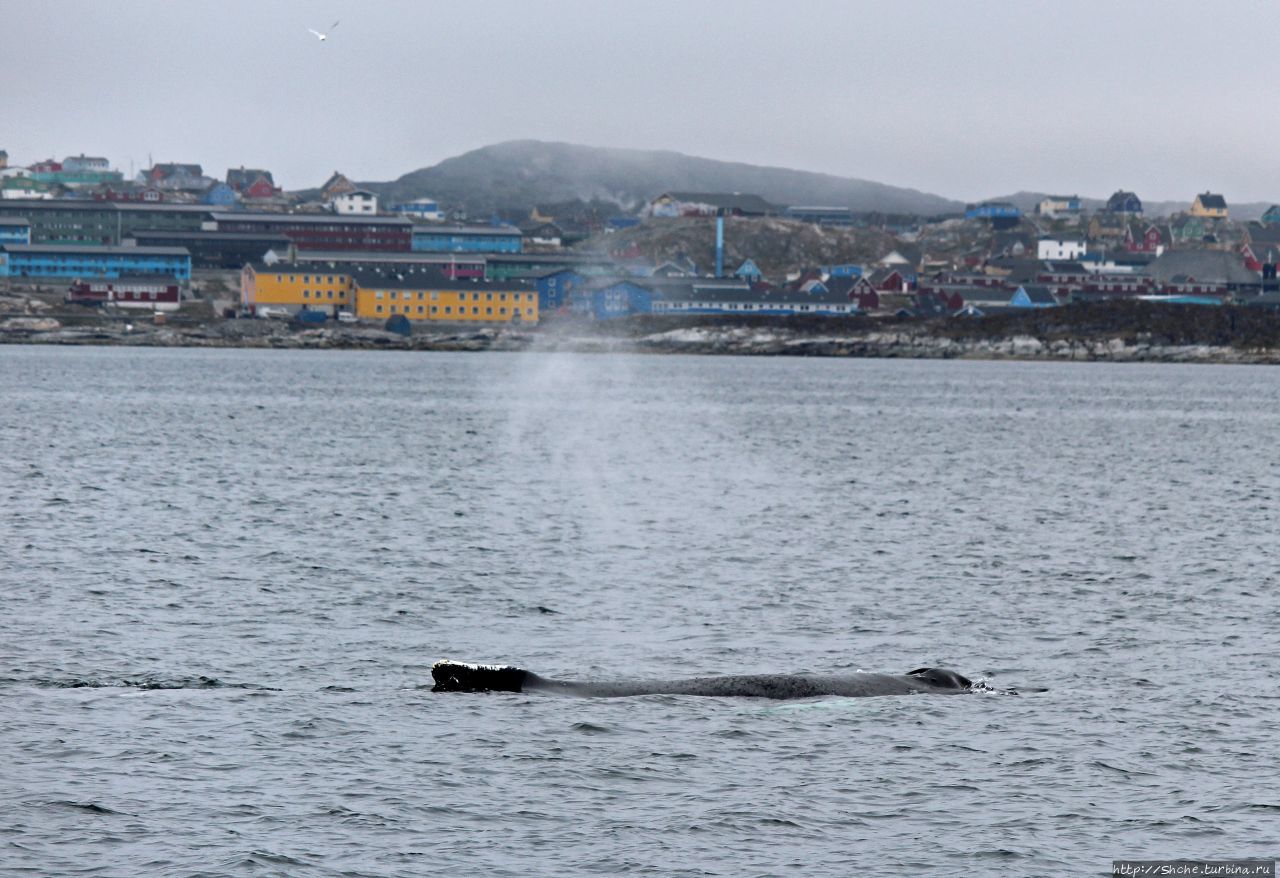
[571,279,655,319]
[392,198,444,221]
[0,217,31,246]
[1009,284,1058,308]
[822,263,863,278]
[1105,190,1144,215]
[964,202,1021,220]
[0,244,192,281]
[1262,205,1280,226]
[201,182,239,206]
[734,259,763,281]
[411,224,522,254]
[535,269,584,313]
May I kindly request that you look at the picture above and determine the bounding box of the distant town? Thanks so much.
[3,147,1280,341]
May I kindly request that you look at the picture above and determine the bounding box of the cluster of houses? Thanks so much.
[4,146,1280,323]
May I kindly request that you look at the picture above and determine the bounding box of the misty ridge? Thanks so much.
[342,140,1273,221]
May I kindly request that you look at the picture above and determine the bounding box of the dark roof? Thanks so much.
[638,276,858,307]
[655,192,775,214]
[1017,284,1058,305]
[411,224,522,237]
[226,168,275,188]
[278,250,486,266]
[1196,193,1227,209]
[1,243,189,256]
[1246,222,1280,248]
[349,267,532,292]
[130,230,292,244]
[1148,251,1259,285]
[212,211,411,227]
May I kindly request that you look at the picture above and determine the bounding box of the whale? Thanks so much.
[431,660,976,699]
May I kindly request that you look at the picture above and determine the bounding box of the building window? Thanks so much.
[472,306,479,315]
[376,305,383,313]
[417,305,424,314]
[431,305,438,314]
[444,306,452,314]
[376,290,384,299]
[486,307,493,315]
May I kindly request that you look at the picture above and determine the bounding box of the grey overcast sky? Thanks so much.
[3,0,1276,203]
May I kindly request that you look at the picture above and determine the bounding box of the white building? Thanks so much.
[392,198,444,221]
[1037,238,1086,261]
[331,189,378,215]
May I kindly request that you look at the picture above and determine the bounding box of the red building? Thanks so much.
[1125,223,1163,253]
[211,212,412,252]
[67,277,181,310]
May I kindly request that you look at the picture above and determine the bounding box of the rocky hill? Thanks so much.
[359,140,965,218]
[578,216,900,279]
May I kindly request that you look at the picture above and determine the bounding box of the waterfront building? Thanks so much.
[0,199,211,244]
[483,252,617,281]
[66,277,182,311]
[212,212,412,251]
[129,230,291,269]
[239,262,355,314]
[411,224,523,254]
[350,268,538,324]
[0,217,31,246]
[264,249,486,279]
[0,244,191,281]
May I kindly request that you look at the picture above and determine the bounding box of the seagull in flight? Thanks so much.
[308,20,339,41]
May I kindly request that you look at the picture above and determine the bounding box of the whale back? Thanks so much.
[906,667,972,690]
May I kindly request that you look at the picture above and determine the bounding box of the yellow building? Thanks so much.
[240,262,354,313]
[1189,192,1228,219]
[351,270,538,325]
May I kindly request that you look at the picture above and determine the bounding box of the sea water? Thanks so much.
[2,346,1277,876]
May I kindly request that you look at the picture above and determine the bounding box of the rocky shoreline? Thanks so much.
[3,312,1278,364]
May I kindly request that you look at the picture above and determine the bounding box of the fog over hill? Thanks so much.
[357,140,967,217]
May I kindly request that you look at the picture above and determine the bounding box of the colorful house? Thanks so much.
[240,262,355,314]
[0,244,191,280]
[535,268,583,312]
[350,269,537,324]
[1189,192,1228,219]
[1124,223,1164,253]
[1261,205,1280,226]
[226,167,277,194]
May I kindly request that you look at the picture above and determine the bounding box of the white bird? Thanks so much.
[307,20,339,41]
